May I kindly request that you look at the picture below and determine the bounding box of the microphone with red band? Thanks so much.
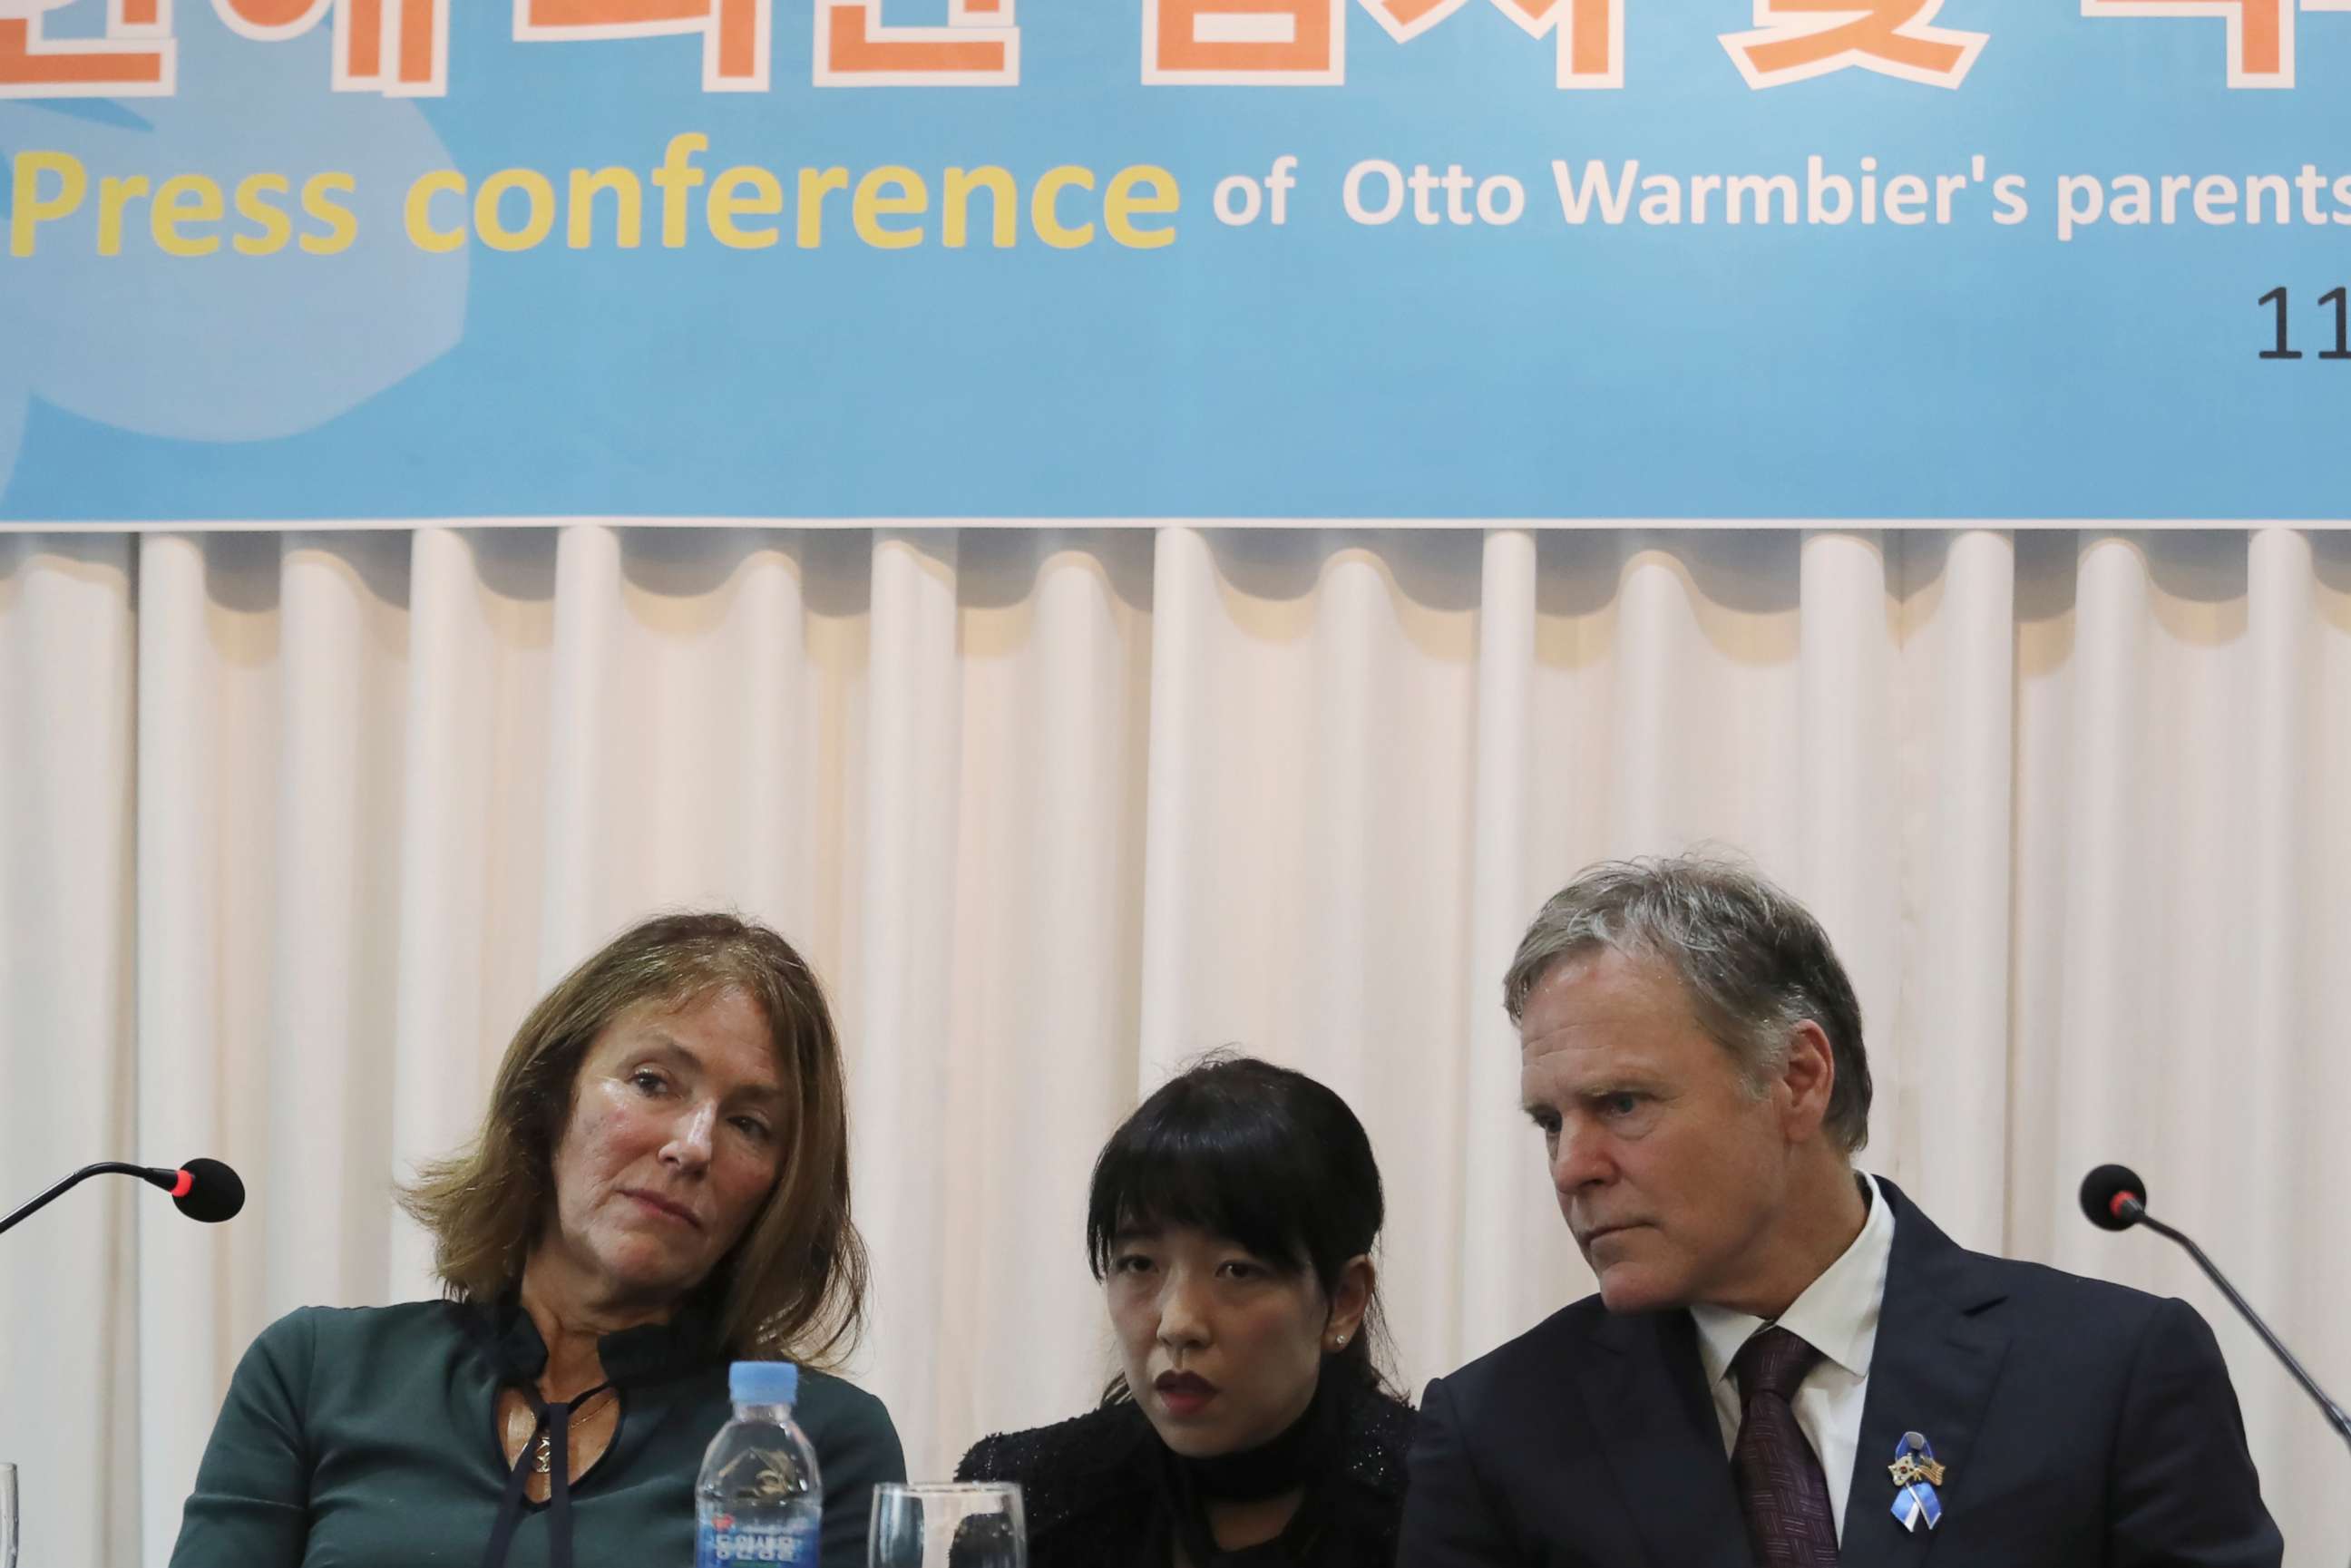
[2080,1163,2351,1448]
[156,1157,245,1223]
[0,1157,245,1237]
[2080,1163,2151,1232]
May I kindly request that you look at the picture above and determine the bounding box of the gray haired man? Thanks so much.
[1400,853,2280,1568]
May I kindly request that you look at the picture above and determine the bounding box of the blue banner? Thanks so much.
[2,0,2347,522]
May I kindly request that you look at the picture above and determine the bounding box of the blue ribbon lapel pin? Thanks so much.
[1888,1430,1946,1533]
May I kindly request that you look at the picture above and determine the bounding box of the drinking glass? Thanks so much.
[2,1461,16,1568]
[867,1481,1024,1568]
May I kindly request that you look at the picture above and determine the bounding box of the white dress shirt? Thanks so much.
[1688,1172,1897,1544]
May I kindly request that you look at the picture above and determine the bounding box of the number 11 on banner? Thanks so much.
[2256,287,2351,359]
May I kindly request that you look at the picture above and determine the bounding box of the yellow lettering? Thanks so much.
[796,166,849,249]
[97,174,151,258]
[232,173,292,257]
[301,173,358,255]
[1031,165,1095,250]
[1106,165,1177,249]
[853,166,926,249]
[568,167,643,249]
[11,151,87,258]
[474,168,555,253]
[708,167,783,250]
[652,133,709,248]
[151,174,224,258]
[405,170,468,253]
[943,166,1016,249]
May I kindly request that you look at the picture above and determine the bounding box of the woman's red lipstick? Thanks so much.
[1154,1371,1218,1417]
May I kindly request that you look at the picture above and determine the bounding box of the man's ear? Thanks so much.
[1777,1019,1837,1142]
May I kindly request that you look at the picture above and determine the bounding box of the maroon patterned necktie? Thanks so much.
[1730,1325,1840,1566]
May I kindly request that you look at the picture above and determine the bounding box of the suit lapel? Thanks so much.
[1838,1181,2012,1568]
[1568,1307,1754,1568]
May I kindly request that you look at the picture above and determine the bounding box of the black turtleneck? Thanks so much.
[1176,1368,1341,1503]
[1158,1372,1352,1564]
[957,1365,1417,1568]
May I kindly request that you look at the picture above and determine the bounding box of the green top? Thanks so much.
[166,1299,904,1568]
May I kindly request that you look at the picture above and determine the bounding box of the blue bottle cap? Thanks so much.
[730,1359,800,1407]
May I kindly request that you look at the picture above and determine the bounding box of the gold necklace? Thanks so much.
[512,1388,614,1477]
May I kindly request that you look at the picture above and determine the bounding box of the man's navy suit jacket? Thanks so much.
[1400,1179,2284,1567]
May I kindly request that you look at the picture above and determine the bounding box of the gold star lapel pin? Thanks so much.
[1888,1453,1945,1487]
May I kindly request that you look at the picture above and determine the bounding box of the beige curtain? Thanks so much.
[2,526,2346,1566]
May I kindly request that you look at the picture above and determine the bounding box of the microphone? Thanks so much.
[2080,1163,2150,1232]
[170,1158,246,1223]
[0,1157,246,1237]
[2081,1164,2351,1448]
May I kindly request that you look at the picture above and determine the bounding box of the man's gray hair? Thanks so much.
[1502,852,1873,1154]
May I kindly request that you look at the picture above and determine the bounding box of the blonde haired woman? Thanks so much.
[169,912,902,1568]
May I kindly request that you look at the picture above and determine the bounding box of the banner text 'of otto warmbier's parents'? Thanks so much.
[14,138,2351,258]
[1327,156,2351,241]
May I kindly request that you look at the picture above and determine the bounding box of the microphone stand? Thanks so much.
[2120,1196,2351,1568]
[0,1162,171,1237]
[2118,1196,2351,1451]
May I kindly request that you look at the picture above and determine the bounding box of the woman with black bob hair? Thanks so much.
[958,1053,1414,1566]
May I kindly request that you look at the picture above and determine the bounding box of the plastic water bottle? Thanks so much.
[696,1361,823,1566]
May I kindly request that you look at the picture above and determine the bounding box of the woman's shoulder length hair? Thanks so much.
[397,910,868,1368]
[1086,1050,1398,1398]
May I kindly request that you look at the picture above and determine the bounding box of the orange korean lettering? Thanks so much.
[1722,0,1986,89]
[396,0,442,86]
[1231,0,1617,87]
[1518,0,1620,83]
[1363,0,1618,85]
[340,0,380,72]
[216,0,328,27]
[211,0,444,93]
[814,0,1019,85]
[1,0,175,98]
[515,0,770,91]
[1144,0,1341,83]
[2080,0,2307,88]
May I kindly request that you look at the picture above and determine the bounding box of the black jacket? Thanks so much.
[959,1378,1414,1566]
[1400,1178,2282,1568]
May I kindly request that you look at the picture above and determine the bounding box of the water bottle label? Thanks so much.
[696,1518,819,1566]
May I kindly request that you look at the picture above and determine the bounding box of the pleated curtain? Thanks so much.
[1,526,2346,1567]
